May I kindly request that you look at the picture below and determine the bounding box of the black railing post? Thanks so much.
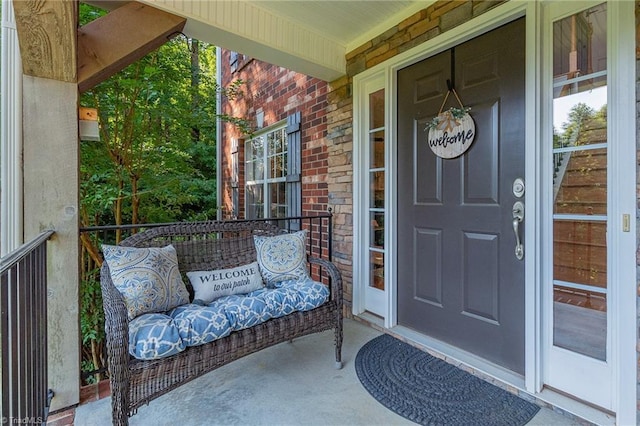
[0,230,54,424]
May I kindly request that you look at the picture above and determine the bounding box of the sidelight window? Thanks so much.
[551,3,607,361]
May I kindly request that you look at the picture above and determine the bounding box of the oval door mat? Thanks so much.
[355,334,540,426]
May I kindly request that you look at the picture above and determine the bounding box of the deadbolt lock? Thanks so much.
[513,178,525,198]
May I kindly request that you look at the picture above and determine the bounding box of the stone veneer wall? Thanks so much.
[325,0,506,316]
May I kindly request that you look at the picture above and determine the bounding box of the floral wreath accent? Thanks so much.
[424,85,476,159]
[425,106,471,132]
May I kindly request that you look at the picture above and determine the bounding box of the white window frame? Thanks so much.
[245,121,289,219]
[353,74,389,319]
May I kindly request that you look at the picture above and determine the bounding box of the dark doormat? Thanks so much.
[355,334,540,426]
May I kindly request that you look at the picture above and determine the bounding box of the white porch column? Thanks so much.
[1,0,24,255]
[22,75,80,412]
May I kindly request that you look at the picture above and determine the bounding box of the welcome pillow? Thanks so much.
[253,230,310,286]
[102,244,190,320]
[186,262,264,304]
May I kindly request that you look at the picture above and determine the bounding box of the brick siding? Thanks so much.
[219,50,329,220]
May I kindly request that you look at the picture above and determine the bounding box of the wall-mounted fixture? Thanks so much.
[79,107,100,141]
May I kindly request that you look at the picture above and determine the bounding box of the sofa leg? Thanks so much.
[334,322,343,370]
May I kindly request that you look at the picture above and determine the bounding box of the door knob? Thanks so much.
[512,201,524,260]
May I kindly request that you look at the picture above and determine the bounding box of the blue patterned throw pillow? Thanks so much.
[253,230,310,286]
[102,244,190,319]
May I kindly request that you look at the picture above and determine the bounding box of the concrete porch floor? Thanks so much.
[74,319,582,426]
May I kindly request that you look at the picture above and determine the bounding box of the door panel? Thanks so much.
[413,227,443,305]
[462,100,499,204]
[397,19,526,374]
[462,232,499,323]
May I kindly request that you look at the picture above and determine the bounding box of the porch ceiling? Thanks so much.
[87,0,428,81]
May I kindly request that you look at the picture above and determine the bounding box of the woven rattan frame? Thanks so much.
[100,220,343,426]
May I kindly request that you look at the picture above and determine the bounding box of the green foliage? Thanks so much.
[556,102,597,147]
[80,275,104,345]
[77,3,250,383]
[79,4,249,227]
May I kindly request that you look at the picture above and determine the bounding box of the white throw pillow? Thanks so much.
[253,230,310,286]
[102,244,190,320]
[186,262,264,304]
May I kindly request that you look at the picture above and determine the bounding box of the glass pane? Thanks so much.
[246,136,264,181]
[370,130,385,169]
[369,89,384,130]
[246,184,264,219]
[269,182,287,218]
[370,171,384,208]
[551,3,607,362]
[370,212,384,249]
[267,128,287,179]
[553,85,607,149]
[553,4,606,78]
[553,148,606,215]
[553,220,606,287]
[553,289,606,360]
[269,150,287,179]
[370,251,384,290]
[268,128,286,155]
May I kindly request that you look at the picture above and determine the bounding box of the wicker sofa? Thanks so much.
[100,220,343,426]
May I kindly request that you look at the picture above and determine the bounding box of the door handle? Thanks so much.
[512,201,524,260]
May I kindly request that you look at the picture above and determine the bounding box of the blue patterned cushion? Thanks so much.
[208,295,272,330]
[186,262,264,304]
[248,287,299,318]
[128,313,185,360]
[277,278,329,311]
[168,304,232,347]
[102,244,190,319]
[253,230,310,286]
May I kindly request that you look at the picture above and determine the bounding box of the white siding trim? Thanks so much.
[216,46,223,220]
[607,1,637,423]
[143,0,345,81]
[1,0,23,255]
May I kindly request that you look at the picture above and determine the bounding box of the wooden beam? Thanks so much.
[12,0,77,82]
[77,1,186,93]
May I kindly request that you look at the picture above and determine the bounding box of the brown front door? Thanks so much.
[397,19,526,374]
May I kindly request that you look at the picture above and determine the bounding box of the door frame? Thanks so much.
[352,0,636,423]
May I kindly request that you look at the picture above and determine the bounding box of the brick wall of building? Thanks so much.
[219,50,329,220]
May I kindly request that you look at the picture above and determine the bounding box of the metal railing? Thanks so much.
[78,212,333,383]
[0,230,55,424]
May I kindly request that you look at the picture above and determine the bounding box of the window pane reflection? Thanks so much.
[552,3,607,361]
[370,130,385,169]
[370,251,384,290]
[370,171,384,208]
[370,212,384,248]
[369,89,384,130]
[553,289,606,361]
[553,220,606,287]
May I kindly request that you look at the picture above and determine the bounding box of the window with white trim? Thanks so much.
[245,113,301,219]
